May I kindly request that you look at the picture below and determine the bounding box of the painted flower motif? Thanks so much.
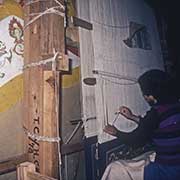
[9,17,23,43]
[9,17,24,57]
[13,41,24,57]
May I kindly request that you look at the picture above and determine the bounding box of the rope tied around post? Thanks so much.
[23,126,61,143]
[22,51,61,70]
[24,0,65,30]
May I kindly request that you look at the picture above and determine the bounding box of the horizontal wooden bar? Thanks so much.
[72,16,93,30]
[61,142,84,155]
[17,162,58,180]
[0,153,28,175]
[27,171,57,180]
[17,162,35,180]
[41,54,70,72]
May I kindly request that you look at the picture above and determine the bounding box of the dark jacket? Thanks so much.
[116,103,180,165]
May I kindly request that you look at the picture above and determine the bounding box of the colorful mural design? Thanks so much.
[0,15,23,85]
[9,17,24,57]
[0,0,23,113]
[0,0,78,112]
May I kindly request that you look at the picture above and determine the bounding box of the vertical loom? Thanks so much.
[77,0,164,143]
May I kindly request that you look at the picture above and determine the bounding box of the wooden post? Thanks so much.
[17,162,57,180]
[17,162,36,180]
[23,0,68,178]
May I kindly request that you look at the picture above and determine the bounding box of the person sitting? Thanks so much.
[102,69,180,180]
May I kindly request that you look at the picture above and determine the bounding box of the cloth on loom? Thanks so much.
[101,151,155,180]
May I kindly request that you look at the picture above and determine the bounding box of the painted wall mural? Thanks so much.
[0,3,24,179]
[0,16,23,84]
[0,0,23,113]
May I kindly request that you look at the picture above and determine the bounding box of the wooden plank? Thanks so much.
[40,71,59,177]
[72,16,93,30]
[17,162,36,180]
[0,154,28,175]
[27,172,57,180]
[39,1,61,178]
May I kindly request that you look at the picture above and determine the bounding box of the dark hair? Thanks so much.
[138,69,179,104]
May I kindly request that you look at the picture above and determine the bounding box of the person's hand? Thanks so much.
[118,106,133,120]
[103,124,118,136]
[117,106,140,123]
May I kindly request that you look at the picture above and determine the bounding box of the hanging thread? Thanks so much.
[93,20,129,29]
[93,69,138,85]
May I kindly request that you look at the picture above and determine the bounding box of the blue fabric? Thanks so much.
[144,162,180,180]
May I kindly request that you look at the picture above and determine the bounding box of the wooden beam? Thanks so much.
[40,71,59,177]
[23,0,66,178]
[0,154,28,175]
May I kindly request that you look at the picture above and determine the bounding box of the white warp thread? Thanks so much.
[93,70,138,85]
[93,20,129,29]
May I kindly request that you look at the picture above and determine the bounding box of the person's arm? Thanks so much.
[104,108,159,148]
[116,106,140,124]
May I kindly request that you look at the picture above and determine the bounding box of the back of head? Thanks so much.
[138,69,179,104]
